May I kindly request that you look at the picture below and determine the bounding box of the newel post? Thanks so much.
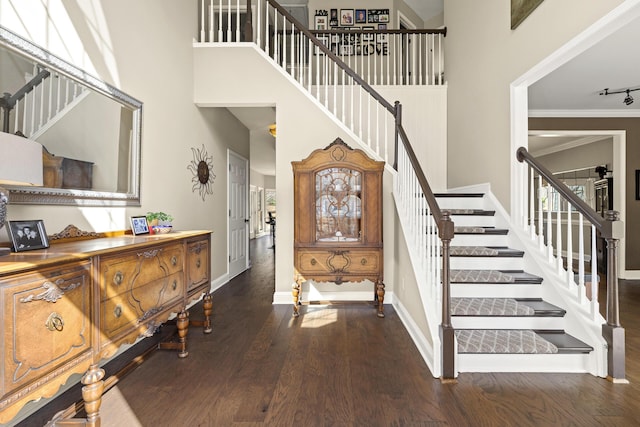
[439,211,456,381]
[602,210,627,383]
[244,0,253,42]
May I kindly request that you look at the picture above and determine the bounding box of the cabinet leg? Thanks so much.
[157,309,190,357]
[191,292,213,333]
[81,364,105,427]
[292,281,301,317]
[175,310,189,358]
[376,282,385,318]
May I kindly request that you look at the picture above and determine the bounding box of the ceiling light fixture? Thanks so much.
[599,87,640,106]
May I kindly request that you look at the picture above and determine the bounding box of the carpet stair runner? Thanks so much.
[435,192,593,360]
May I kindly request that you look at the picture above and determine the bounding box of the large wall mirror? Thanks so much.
[0,25,142,206]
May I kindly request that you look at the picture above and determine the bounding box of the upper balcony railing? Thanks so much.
[197,0,446,87]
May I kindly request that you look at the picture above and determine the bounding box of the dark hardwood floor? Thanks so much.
[94,236,640,426]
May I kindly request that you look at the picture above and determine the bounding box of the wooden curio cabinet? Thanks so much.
[292,138,385,317]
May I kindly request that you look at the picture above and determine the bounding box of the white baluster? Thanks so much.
[529,168,535,237]
[209,0,214,42]
[227,0,232,41]
[546,186,553,261]
[567,206,574,285]
[236,0,240,41]
[556,203,562,273]
[578,213,585,302]
[264,3,269,56]
[256,0,260,47]
[200,0,205,41]
[590,225,598,318]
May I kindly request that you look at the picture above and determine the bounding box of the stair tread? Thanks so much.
[447,209,495,216]
[450,246,524,257]
[454,226,509,235]
[451,298,565,317]
[455,329,560,354]
[535,330,594,353]
[450,269,543,284]
[434,193,484,198]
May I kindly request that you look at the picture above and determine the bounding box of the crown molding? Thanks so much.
[529,109,640,118]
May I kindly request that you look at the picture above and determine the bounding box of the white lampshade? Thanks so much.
[0,131,43,186]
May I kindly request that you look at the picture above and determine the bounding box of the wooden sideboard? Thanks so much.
[0,230,211,425]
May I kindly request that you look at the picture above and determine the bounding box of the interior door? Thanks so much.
[228,150,249,278]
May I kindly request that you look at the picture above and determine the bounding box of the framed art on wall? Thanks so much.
[340,9,354,26]
[7,220,49,252]
[355,9,366,24]
[315,15,328,30]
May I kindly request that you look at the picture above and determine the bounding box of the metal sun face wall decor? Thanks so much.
[188,145,216,201]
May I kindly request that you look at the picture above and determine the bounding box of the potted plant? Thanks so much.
[146,211,174,233]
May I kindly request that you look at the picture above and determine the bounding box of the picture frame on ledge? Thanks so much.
[7,220,49,252]
[130,215,150,235]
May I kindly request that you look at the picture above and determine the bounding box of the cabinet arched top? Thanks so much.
[291,138,385,172]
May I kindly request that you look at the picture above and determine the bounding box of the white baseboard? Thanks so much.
[210,273,229,293]
[393,298,440,378]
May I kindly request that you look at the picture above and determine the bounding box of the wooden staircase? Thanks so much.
[435,192,594,372]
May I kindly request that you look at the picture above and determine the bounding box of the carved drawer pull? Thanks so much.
[172,280,178,290]
[113,271,124,286]
[45,312,64,332]
[171,256,178,266]
[361,258,367,265]
[310,258,317,266]
[196,258,201,268]
[114,305,123,318]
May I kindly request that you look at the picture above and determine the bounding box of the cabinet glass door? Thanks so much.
[315,168,362,242]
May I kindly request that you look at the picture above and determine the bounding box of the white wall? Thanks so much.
[445,0,624,211]
[0,0,249,287]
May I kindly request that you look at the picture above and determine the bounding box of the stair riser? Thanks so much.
[450,257,523,270]
[451,283,542,299]
[436,198,486,210]
[449,215,495,227]
[451,234,509,246]
[452,317,564,330]
[457,353,593,373]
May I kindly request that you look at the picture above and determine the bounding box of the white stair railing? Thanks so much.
[1,64,88,139]
[517,147,626,381]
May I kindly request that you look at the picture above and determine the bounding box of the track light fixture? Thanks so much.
[599,87,640,106]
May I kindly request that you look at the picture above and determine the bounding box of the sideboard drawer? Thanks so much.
[100,243,183,301]
[186,238,209,292]
[296,249,381,276]
[101,272,184,340]
[2,262,92,396]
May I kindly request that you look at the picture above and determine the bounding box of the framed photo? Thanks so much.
[130,215,150,235]
[377,31,388,43]
[315,15,328,30]
[7,220,49,252]
[368,9,389,23]
[330,8,338,27]
[378,23,387,30]
[355,9,367,24]
[340,44,353,56]
[331,33,341,44]
[340,9,354,26]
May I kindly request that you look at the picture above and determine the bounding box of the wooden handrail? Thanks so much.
[516,146,611,237]
[265,0,396,114]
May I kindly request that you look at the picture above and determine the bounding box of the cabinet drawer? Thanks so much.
[186,239,209,291]
[100,243,183,301]
[101,272,184,340]
[2,262,92,395]
[296,249,381,276]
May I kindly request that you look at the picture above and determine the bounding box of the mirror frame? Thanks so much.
[0,25,142,207]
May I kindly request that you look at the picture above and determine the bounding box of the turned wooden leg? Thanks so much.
[201,293,213,333]
[292,280,302,317]
[376,281,385,318]
[81,364,105,427]
[176,310,190,358]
